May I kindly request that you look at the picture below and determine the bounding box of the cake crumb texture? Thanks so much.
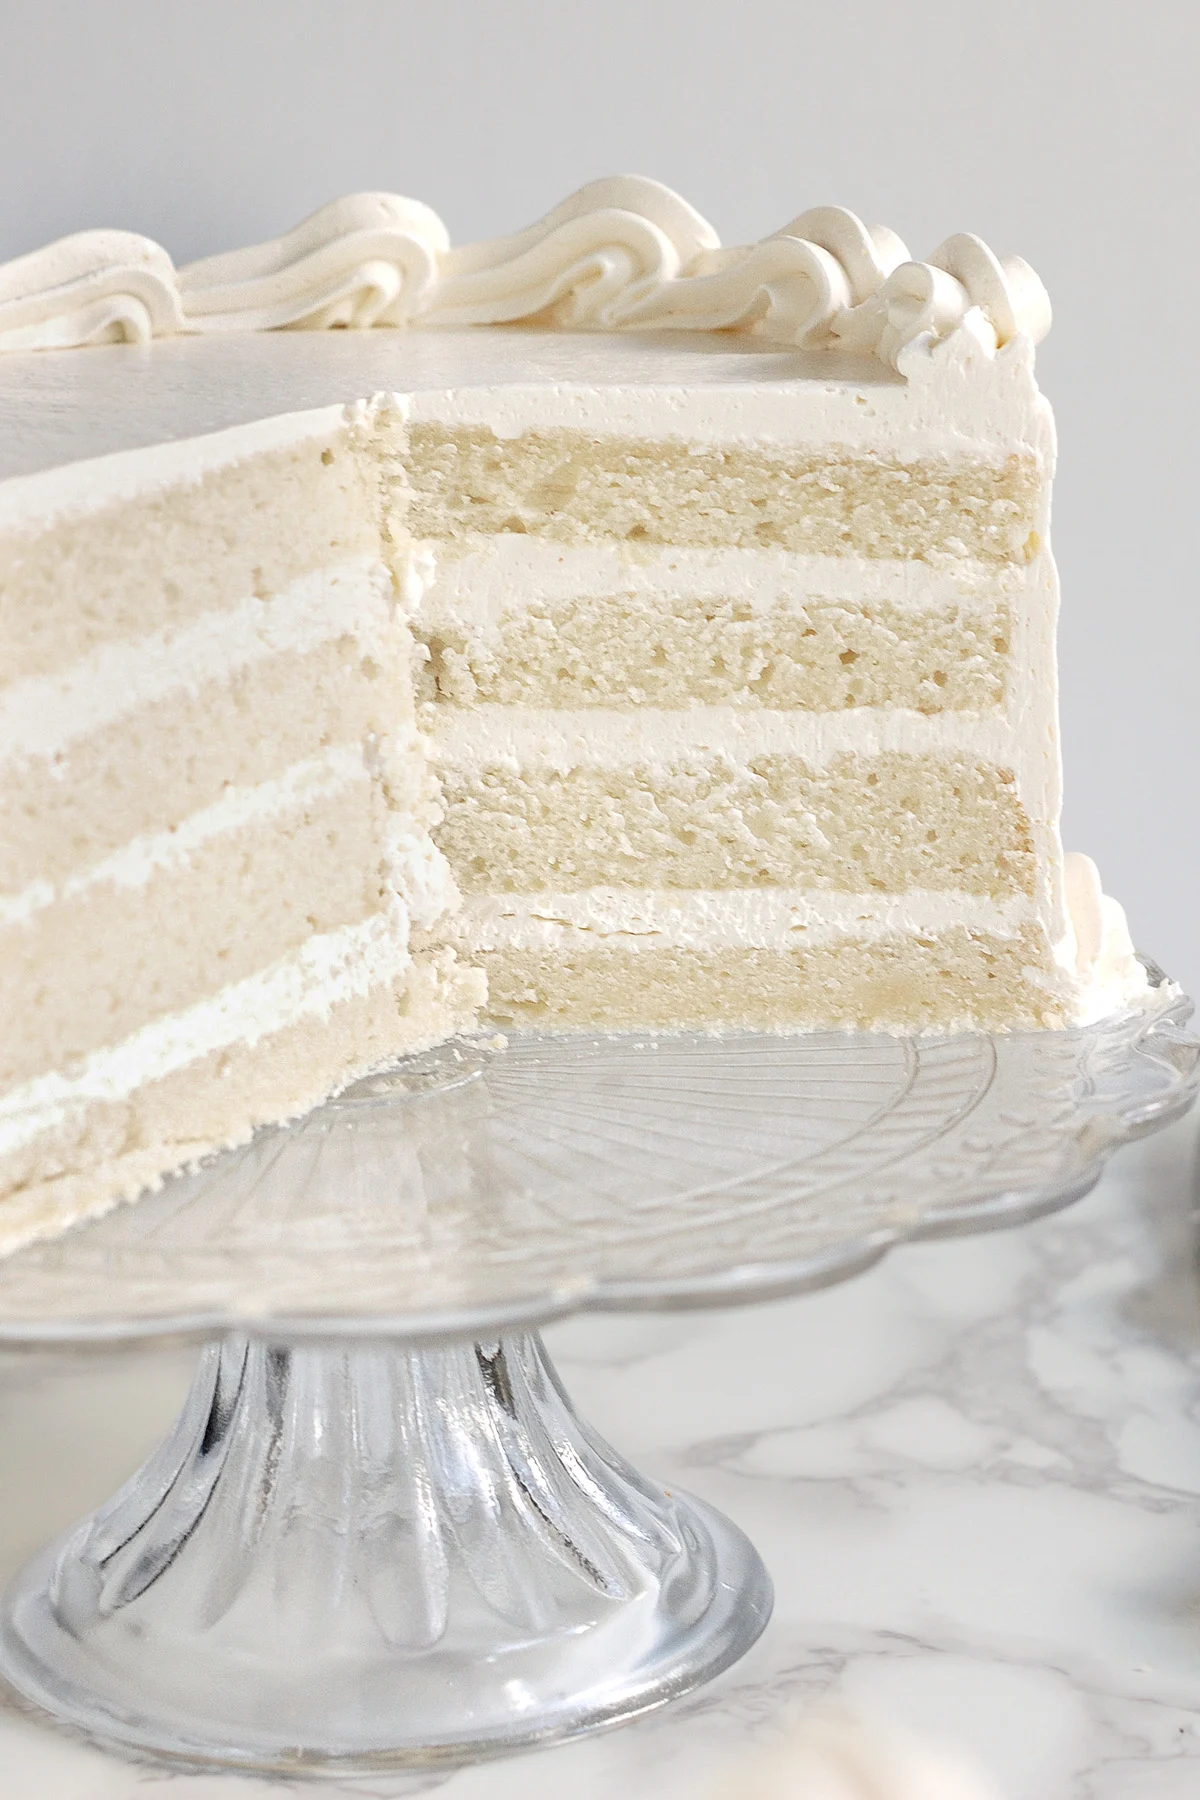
[477,931,1064,1032]
[435,753,1036,898]
[419,591,1010,715]
[408,426,1042,565]
[0,433,379,682]
[0,950,484,1259]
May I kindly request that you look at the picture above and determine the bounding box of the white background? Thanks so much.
[2,0,1196,995]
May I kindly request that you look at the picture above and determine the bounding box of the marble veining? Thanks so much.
[1,1114,1199,1797]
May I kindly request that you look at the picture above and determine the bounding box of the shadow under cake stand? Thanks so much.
[0,971,1196,1776]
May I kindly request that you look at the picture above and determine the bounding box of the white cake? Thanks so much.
[0,178,1147,1252]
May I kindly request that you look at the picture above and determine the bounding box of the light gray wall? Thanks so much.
[3,0,1196,995]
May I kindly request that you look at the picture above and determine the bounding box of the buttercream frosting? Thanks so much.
[0,559,394,766]
[0,229,185,353]
[0,744,368,930]
[0,803,459,1159]
[0,907,416,1160]
[0,177,1050,372]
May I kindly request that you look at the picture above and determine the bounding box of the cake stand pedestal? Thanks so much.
[0,973,1195,1775]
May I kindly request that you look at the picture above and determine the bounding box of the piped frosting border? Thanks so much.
[0,176,1050,370]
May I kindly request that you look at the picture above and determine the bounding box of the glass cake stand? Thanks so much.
[0,967,1195,1776]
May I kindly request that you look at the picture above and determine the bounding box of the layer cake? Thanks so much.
[0,178,1147,1251]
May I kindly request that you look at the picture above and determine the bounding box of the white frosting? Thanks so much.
[0,177,1050,372]
[453,878,1149,1021]
[431,701,1019,774]
[0,907,414,1159]
[455,887,1037,951]
[0,559,392,768]
[0,400,348,531]
[0,810,457,1159]
[1057,850,1147,1022]
[178,193,449,332]
[0,744,369,929]
[399,318,1050,458]
[0,230,184,353]
[0,321,1051,503]
[417,538,1015,631]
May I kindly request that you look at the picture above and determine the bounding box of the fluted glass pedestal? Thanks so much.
[0,976,1195,1772]
[1,1333,768,1770]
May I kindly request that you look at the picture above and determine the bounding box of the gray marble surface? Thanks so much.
[1,1112,1199,1800]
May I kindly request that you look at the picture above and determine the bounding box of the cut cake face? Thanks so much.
[0,179,1147,1254]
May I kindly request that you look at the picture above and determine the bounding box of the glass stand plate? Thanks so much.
[0,972,1195,1774]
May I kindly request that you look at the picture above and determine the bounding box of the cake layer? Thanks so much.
[0,425,380,683]
[2,634,405,892]
[422,591,1008,715]
[472,932,1061,1033]
[0,945,483,1258]
[3,743,365,928]
[434,750,1033,897]
[407,425,1040,564]
[0,901,480,1166]
[3,767,392,1087]
[0,558,394,767]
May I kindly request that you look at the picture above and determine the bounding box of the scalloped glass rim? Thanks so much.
[0,964,1194,1350]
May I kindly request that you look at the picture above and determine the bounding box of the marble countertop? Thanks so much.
[2,1111,1199,1800]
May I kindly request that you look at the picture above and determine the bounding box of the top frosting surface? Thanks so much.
[0,175,1050,370]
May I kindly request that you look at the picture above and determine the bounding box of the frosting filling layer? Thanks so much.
[431,702,1022,772]
[415,541,1013,715]
[415,538,1019,623]
[0,559,394,767]
[451,887,1038,950]
[0,908,418,1161]
[1,742,368,930]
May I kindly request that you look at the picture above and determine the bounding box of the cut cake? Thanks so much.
[0,178,1147,1252]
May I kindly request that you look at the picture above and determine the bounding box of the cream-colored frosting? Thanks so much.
[0,805,458,1160]
[451,875,1147,1023]
[0,319,1049,492]
[0,908,415,1160]
[455,887,1037,951]
[0,559,392,767]
[0,399,349,528]
[430,701,1022,774]
[417,538,1016,631]
[0,176,1050,371]
[1059,850,1146,1021]
[0,229,185,353]
[0,745,368,930]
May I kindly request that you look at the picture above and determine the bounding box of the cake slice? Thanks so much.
[0,178,1148,1253]
[0,398,483,1253]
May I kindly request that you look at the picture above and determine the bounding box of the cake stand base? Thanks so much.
[0,1331,771,1773]
[1,987,1194,1771]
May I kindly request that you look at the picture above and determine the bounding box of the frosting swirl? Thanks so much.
[178,193,448,331]
[424,175,718,328]
[0,230,184,352]
[0,179,1052,369]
